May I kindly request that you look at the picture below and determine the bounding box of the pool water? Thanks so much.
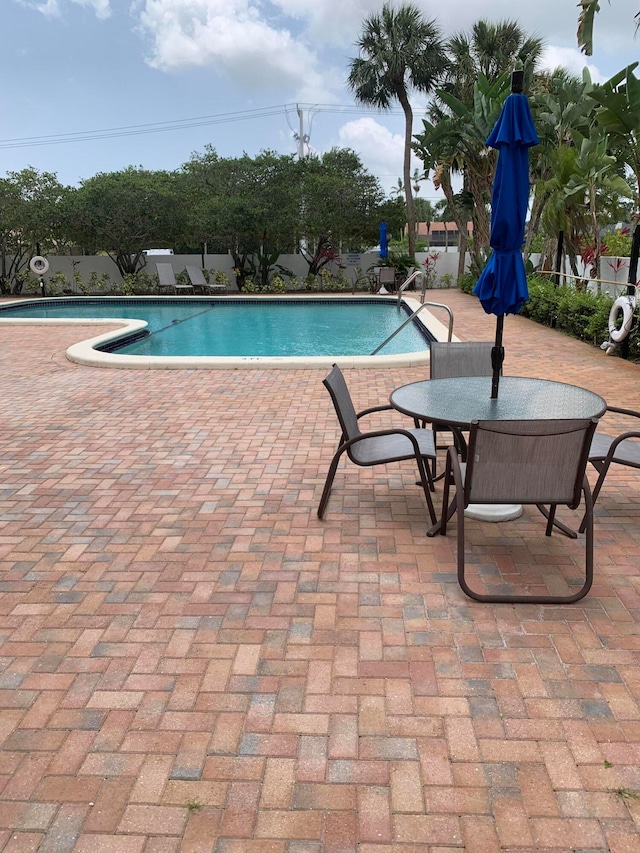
[1,298,433,357]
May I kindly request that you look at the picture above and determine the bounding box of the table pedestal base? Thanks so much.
[464,504,522,522]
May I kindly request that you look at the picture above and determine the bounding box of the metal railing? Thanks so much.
[370,300,454,355]
[396,269,426,306]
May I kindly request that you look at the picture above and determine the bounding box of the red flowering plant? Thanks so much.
[422,251,441,289]
[581,243,607,279]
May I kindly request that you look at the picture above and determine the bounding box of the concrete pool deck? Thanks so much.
[1,287,640,851]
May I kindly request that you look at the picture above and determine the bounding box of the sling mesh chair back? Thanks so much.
[421,341,495,470]
[318,365,437,524]
[440,417,598,604]
[156,263,193,294]
[186,265,227,293]
[429,341,494,380]
[377,267,396,292]
[579,405,640,531]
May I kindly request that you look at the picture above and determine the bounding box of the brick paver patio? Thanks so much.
[1,288,639,852]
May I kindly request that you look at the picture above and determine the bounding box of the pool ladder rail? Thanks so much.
[371,270,454,355]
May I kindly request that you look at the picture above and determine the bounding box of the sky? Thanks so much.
[2,0,639,199]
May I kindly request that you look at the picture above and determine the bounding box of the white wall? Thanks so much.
[28,251,470,290]
[22,250,631,294]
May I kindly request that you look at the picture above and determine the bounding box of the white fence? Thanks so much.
[9,250,634,295]
[11,250,469,292]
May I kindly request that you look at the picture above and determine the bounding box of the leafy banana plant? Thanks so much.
[414,72,510,276]
[564,128,634,284]
[577,1,640,56]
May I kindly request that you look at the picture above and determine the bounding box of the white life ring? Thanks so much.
[29,256,49,276]
[608,296,634,343]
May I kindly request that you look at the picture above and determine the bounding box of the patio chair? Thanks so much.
[186,265,227,294]
[418,341,495,469]
[578,405,640,532]
[156,263,194,295]
[440,417,598,604]
[318,364,437,524]
[377,267,396,293]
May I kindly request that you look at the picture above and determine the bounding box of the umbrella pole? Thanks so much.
[491,315,505,399]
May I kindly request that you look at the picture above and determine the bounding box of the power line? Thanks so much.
[0,103,405,151]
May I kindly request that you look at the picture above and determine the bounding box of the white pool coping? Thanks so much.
[0,294,457,369]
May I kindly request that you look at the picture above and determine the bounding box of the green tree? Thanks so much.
[182,149,300,288]
[442,19,543,104]
[0,167,68,294]
[66,167,185,276]
[418,19,544,274]
[299,148,386,276]
[525,69,596,266]
[347,2,448,261]
[566,128,634,284]
[177,145,227,256]
[416,72,510,276]
[589,66,640,218]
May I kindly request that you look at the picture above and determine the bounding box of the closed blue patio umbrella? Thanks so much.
[473,71,538,397]
[379,221,389,258]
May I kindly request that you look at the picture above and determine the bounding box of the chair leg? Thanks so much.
[415,455,437,525]
[458,483,594,604]
[317,449,345,519]
[579,460,608,534]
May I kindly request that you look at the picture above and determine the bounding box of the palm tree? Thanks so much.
[418,19,544,273]
[347,3,448,260]
[391,177,405,200]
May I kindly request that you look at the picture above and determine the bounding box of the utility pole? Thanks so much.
[294,105,310,159]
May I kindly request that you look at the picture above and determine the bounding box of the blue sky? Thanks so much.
[2,0,639,198]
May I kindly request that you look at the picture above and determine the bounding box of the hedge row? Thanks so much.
[457,273,639,361]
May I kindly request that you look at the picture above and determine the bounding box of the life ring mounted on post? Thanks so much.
[29,256,50,276]
[608,295,635,343]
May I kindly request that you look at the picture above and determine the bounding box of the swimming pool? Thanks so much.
[0,295,448,369]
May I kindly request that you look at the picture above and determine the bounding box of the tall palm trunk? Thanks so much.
[397,85,416,260]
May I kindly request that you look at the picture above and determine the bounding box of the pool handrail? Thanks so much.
[370,300,454,355]
[396,269,425,306]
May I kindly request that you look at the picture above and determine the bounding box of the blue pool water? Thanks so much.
[0,298,433,357]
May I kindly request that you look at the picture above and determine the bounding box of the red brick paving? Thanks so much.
[1,290,640,851]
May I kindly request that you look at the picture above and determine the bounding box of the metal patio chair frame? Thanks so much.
[440,417,598,604]
[318,365,437,524]
[579,405,640,532]
[418,341,495,474]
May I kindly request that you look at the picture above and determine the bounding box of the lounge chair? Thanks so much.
[318,364,437,524]
[156,263,193,295]
[440,417,598,603]
[186,266,227,294]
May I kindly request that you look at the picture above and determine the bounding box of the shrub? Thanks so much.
[602,228,632,257]
[457,273,476,294]
[521,277,559,326]
[521,276,612,346]
[211,270,227,287]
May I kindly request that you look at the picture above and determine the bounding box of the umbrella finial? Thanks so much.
[511,70,524,94]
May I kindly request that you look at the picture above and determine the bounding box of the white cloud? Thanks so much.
[137,0,339,99]
[539,45,606,84]
[17,0,111,18]
[274,0,377,47]
[336,117,425,195]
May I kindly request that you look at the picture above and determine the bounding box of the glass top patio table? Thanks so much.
[390,376,606,427]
